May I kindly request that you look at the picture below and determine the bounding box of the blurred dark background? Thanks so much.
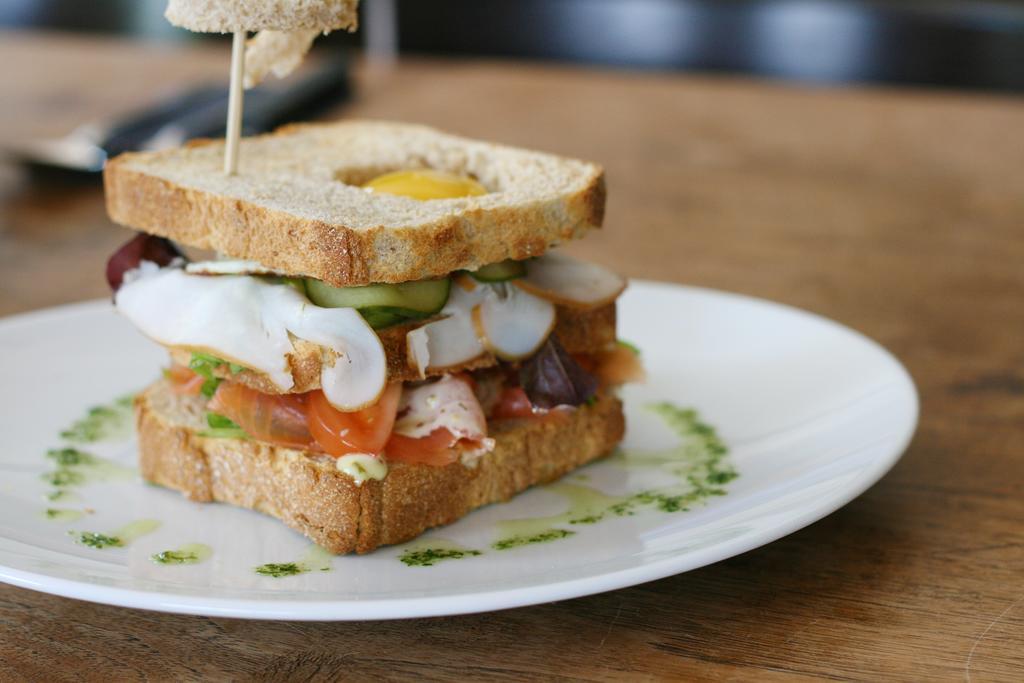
[2,0,1023,91]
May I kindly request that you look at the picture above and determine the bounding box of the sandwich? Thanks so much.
[103,120,643,553]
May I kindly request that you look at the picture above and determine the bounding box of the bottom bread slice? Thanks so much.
[136,379,625,554]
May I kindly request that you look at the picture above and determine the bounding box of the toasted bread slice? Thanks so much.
[104,121,605,287]
[165,0,359,33]
[166,302,616,393]
[136,378,625,554]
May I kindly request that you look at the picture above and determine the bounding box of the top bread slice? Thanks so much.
[104,121,606,287]
[165,0,359,32]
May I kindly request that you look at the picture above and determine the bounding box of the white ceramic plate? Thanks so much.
[0,281,917,620]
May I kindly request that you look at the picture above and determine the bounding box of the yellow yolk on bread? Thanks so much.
[364,170,487,200]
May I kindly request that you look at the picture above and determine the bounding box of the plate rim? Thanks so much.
[0,281,920,620]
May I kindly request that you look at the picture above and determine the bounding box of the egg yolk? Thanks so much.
[363,170,487,200]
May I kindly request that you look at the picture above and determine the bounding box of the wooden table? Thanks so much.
[2,31,1023,681]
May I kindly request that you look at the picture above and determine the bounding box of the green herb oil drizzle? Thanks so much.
[71,519,161,549]
[44,490,79,503]
[490,402,737,551]
[40,394,138,532]
[254,544,333,578]
[151,543,212,565]
[492,484,622,550]
[41,447,134,501]
[42,508,85,523]
[59,395,134,443]
[399,539,483,567]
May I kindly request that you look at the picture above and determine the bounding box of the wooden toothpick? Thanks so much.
[224,31,246,175]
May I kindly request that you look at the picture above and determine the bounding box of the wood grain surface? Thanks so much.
[1,31,1023,682]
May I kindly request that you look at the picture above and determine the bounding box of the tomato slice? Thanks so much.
[166,365,204,396]
[203,376,502,467]
[307,383,402,457]
[491,386,536,419]
[385,428,461,466]
[208,382,315,450]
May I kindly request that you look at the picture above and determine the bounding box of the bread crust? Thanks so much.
[103,121,606,287]
[136,379,625,554]
[166,302,616,393]
[165,0,359,33]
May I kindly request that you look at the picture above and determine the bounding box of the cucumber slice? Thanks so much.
[258,275,306,294]
[470,259,527,283]
[305,278,451,315]
[358,306,432,330]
